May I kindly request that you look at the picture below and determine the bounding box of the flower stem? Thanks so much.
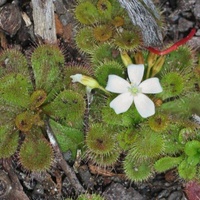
[99,86,110,95]
[146,65,152,79]
[146,28,196,55]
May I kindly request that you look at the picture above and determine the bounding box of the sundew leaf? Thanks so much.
[42,90,86,129]
[160,93,200,119]
[75,1,99,25]
[19,136,53,172]
[123,157,153,182]
[49,119,84,159]
[154,156,183,173]
[0,73,32,108]
[178,159,197,180]
[162,45,194,72]
[30,90,47,109]
[0,104,21,126]
[0,125,19,158]
[31,44,65,94]
[187,154,200,166]
[184,140,200,156]
[95,61,125,87]
[0,49,29,78]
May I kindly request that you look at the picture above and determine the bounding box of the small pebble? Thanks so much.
[168,10,181,23]
[168,191,183,200]
[181,194,188,200]
[103,182,145,200]
[60,12,74,26]
[63,150,72,161]
[0,0,6,6]
[181,11,193,18]
[54,0,67,15]
[164,182,171,187]
[78,165,95,190]
[178,17,194,32]
[157,189,170,198]
[193,0,200,20]
[187,36,200,50]
[0,171,12,198]
[0,3,22,36]
[195,29,200,36]
[33,183,44,195]
[178,0,196,11]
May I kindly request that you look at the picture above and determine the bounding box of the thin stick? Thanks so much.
[45,119,85,194]
[31,0,57,43]
[2,159,30,200]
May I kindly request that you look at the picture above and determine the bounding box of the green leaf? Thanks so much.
[95,61,124,87]
[187,155,200,166]
[0,73,32,108]
[19,136,53,172]
[0,49,29,78]
[49,119,84,159]
[185,140,200,156]
[154,156,183,173]
[0,104,20,126]
[0,125,19,158]
[178,159,196,180]
[124,157,153,182]
[31,45,65,94]
[42,90,85,129]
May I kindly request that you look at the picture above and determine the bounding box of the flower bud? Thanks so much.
[134,52,144,64]
[70,74,99,88]
[151,55,166,77]
[120,51,132,67]
[154,98,163,107]
[70,74,109,94]
[147,52,158,68]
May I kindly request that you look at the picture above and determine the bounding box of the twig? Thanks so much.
[2,159,29,200]
[45,119,85,194]
[31,0,57,43]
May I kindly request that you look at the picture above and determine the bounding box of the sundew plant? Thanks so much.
[0,0,199,185]
[0,46,86,171]
[72,0,200,182]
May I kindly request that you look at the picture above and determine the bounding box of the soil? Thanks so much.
[0,0,199,200]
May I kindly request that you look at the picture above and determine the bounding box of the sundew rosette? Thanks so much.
[0,45,86,171]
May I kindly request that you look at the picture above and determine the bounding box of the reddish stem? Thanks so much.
[147,28,196,55]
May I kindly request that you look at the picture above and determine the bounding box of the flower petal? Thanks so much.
[127,64,144,85]
[110,92,134,114]
[139,77,163,94]
[70,74,82,83]
[106,75,130,93]
[133,93,155,118]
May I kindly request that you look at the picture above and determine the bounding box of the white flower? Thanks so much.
[70,73,109,94]
[70,74,100,88]
[105,64,163,118]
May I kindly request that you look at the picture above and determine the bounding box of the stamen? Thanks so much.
[128,84,141,95]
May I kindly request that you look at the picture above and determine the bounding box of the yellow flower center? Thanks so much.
[128,84,141,96]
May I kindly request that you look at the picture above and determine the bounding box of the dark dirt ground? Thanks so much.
[0,0,200,199]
